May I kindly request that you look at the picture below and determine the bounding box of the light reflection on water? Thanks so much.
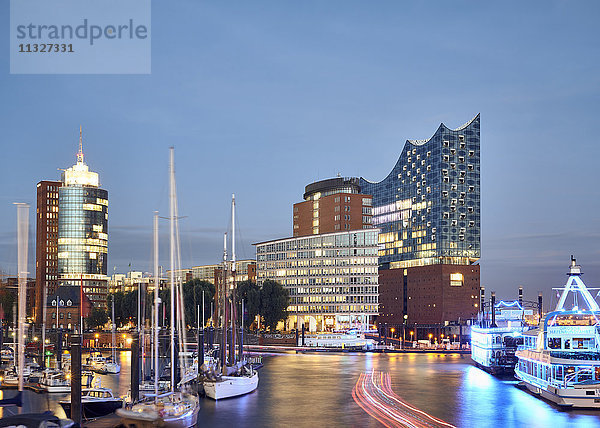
[2,351,600,427]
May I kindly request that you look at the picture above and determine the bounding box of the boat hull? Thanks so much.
[516,371,600,408]
[204,372,259,400]
[60,399,123,420]
[116,398,199,428]
[42,384,71,393]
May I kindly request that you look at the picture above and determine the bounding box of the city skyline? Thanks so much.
[1,1,600,306]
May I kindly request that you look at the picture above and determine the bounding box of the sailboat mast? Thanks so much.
[153,211,159,400]
[230,194,237,363]
[221,233,227,374]
[111,297,116,364]
[169,147,176,392]
[15,203,29,394]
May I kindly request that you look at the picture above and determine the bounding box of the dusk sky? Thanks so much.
[1,1,599,309]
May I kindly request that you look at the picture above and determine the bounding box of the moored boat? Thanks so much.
[515,257,600,407]
[116,148,200,427]
[59,380,124,420]
[40,369,71,393]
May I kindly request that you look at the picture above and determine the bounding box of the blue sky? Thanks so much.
[1,1,599,308]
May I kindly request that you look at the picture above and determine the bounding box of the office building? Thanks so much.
[34,179,62,325]
[360,114,481,331]
[293,177,372,237]
[58,129,109,308]
[193,259,257,284]
[255,229,379,332]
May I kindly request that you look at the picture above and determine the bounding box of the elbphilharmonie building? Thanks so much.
[360,114,480,269]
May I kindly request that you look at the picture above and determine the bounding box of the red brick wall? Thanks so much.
[378,264,480,325]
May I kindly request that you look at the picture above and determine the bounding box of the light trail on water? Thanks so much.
[352,370,456,428]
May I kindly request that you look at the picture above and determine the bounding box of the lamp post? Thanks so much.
[402,314,408,349]
[410,330,414,343]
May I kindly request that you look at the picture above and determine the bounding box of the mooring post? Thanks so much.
[131,331,139,403]
[70,334,82,425]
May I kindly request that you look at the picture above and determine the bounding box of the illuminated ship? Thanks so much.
[515,257,600,408]
[470,298,534,374]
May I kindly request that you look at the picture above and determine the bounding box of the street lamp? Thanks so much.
[402,314,408,349]
[428,333,433,345]
[410,331,414,342]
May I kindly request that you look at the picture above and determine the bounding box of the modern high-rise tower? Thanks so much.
[57,128,109,309]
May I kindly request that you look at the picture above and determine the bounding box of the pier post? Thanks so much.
[131,331,139,403]
[238,327,243,361]
[70,334,82,425]
[174,332,180,387]
[227,327,234,365]
[491,292,497,328]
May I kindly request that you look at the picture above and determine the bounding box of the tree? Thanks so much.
[0,288,15,327]
[259,280,289,331]
[182,279,215,327]
[108,291,137,327]
[88,306,108,329]
[236,280,261,329]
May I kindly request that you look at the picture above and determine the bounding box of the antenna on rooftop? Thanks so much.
[77,125,84,163]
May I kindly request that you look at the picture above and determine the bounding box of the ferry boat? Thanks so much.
[302,329,376,350]
[470,300,534,374]
[515,257,600,408]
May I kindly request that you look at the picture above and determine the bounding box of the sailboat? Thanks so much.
[203,194,259,400]
[117,147,199,427]
[101,299,121,374]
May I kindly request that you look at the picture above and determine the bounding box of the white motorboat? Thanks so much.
[59,378,124,420]
[40,369,71,393]
[515,257,600,408]
[88,352,107,373]
[1,366,19,387]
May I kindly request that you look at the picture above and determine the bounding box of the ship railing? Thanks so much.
[563,366,594,388]
[549,351,600,361]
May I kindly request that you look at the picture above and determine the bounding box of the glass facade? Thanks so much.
[58,167,109,307]
[360,114,480,268]
[256,229,379,331]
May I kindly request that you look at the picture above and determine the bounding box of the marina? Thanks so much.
[2,351,600,427]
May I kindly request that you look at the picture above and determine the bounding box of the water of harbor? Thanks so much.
[2,351,600,427]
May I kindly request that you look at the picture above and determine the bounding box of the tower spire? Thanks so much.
[77,126,84,163]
